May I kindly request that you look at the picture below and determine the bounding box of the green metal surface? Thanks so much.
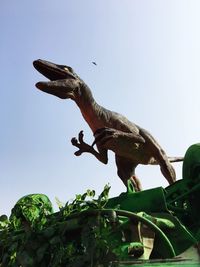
[114,259,200,267]
[106,187,168,213]
[165,143,200,241]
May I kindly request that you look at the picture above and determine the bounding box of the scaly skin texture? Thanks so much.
[33,59,183,191]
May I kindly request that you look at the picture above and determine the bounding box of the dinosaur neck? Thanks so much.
[74,85,108,132]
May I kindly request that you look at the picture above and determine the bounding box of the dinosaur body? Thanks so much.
[33,59,183,191]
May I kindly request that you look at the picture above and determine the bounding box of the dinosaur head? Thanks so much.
[33,59,81,99]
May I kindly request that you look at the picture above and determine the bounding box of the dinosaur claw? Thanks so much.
[74,150,82,156]
[71,137,78,146]
[78,130,84,142]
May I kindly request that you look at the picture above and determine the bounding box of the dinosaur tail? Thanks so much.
[150,156,184,165]
[168,156,184,163]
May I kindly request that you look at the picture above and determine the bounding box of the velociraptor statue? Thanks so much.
[33,59,183,191]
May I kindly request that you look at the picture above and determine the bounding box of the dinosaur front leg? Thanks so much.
[92,127,146,162]
[93,127,145,146]
[71,130,108,164]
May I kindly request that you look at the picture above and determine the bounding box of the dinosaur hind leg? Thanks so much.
[139,129,176,185]
[151,147,176,184]
[159,159,176,184]
[129,175,142,192]
[148,145,176,185]
[115,156,142,191]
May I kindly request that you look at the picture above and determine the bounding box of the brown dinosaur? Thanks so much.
[33,59,183,191]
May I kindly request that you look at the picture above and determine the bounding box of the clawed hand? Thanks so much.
[71,130,95,156]
[71,128,116,157]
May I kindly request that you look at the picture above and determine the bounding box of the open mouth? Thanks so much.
[33,59,76,82]
[33,59,78,99]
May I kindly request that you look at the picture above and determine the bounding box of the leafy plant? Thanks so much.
[0,185,116,267]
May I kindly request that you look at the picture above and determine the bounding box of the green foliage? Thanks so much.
[0,185,117,267]
[9,194,54,231]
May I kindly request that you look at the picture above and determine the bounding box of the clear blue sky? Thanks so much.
[1,1,200,216]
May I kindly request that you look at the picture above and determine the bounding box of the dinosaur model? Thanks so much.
[33,59,183,191]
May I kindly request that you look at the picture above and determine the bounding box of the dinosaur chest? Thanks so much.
[80,106,134,134]
[80,110,104,132]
